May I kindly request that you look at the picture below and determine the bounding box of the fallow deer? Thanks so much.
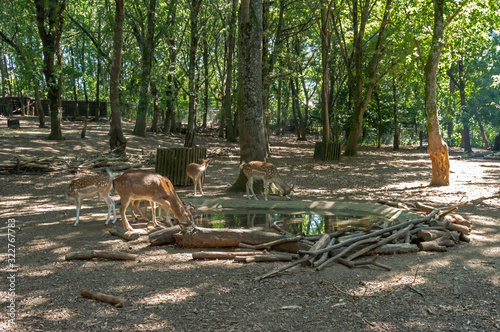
[66,169,116,226]
[240,161,295,201]
[113,170,193,231]
[186,158,212,196]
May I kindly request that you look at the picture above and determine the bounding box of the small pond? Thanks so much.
[194,212,388,236]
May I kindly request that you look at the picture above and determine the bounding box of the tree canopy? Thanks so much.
[1,0,499,156]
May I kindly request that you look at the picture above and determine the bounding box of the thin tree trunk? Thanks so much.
[222,0,238,142]
[109,0,127,152]
[392,75,399,150]
[424,0,449,186]
[185,0,203,147]
[132,0,157,137]
[35,0,66,140]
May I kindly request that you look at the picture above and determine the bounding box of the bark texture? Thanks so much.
[424,0,450,186]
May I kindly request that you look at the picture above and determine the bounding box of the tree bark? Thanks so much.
[132,0,157,137]
[231,0,267,192]
[184,0,203,147]
[424,0,450,186]
[109,0,127,152]
[35,0,66,140]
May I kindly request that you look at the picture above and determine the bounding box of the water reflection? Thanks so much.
[194,213,383,235]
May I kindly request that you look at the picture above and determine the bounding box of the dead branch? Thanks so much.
[81,290,126,307]
[65,250,137,261]
[192,251,264,260]
[238,235,303,250]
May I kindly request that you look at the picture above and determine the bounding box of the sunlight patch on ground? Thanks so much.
[25,239,61,251]
[19,269,55,278]
[480,246,500,258]
[42,308,75,321]
[139,288,197,305]
[347,273,427,297]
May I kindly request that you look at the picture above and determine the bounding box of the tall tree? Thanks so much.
[131,0,157,137]
[421,0,466,186]
[231,0,266,191]
[220,0,238,142]
[333,0,393,156]
[109,0,126,152]
[34,0,66,140]
[184,0,204,146]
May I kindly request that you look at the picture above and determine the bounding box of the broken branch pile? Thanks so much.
[0,152,152,174]
[254,205,472,280]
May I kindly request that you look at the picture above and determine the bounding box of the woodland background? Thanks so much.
[0,0,499,156]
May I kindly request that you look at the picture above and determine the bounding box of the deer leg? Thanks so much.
[263,180,269,201]
[119,197,135,231]
[101,193,116,225]
[199,179,204,196]
[73,198,82,226]
[247,178,258,200]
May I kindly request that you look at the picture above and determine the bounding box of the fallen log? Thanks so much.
[65,250,137,261]
[367,243,419,255]
[81,290,126,307]
[235,254,296,263]
[174,226,311,253]
[149,225,183,246]
[109,225,144,241]
[192,251,264,260]
[418,234,456,252]
[446,222,470,235]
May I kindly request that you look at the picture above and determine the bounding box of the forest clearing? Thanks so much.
[0,117,499,331]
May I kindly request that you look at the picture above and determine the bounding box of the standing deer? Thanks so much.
[186,158,212,196]
[240,161,295,201]
[66,169,116,226]
[113,170,193,231]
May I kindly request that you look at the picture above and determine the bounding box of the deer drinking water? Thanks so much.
[66,169,117,226]
[113,170,193,231]
[186,158,212,196]
[241,161,294,201]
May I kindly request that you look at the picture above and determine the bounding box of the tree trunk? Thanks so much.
[35,0,66,140]
[132,0,157,137]
[109,0,127,152]
[231,0,267,192]
[184,0,203,147]
[320,2,330,143]
[392,75,399,150]
[341,0,392,156]
[164,35,178,134]
[424,0,449,186]
[223,0,238,142]
[150,82,160,132]
[477,120,489,149]
[34,82,46,128]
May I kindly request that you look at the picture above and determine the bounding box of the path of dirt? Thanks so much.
[0,117,499,331]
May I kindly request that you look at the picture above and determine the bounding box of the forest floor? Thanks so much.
[0,116,499,332]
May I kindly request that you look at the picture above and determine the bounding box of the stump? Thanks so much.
[155,147,207,186]
[7,118,20,129]
[313,142,341,161]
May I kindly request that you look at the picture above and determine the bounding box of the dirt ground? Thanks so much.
[0,117,499,332]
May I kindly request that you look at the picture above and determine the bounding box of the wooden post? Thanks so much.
[7,118,20,129]
[313,142,341,161]
[155,147,207,186]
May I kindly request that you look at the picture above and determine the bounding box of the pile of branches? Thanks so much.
[0,152,152,174]
[255,205,471,280]
[168,201,472,281]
